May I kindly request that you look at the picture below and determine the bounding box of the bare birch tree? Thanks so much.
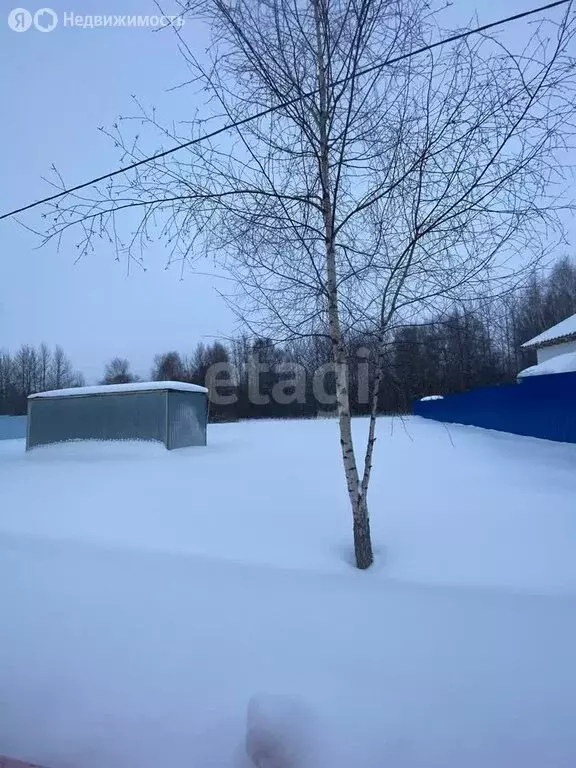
[41,0,575,567]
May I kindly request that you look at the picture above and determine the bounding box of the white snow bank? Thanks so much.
[2,417,576,767]
[28,380,208,399]
[518,350,576,377]
[521,312,576,348]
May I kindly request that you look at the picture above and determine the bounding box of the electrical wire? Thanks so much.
[0,0,570,222]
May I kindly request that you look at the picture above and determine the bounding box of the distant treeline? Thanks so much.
[0,344,85,416]
[2,257,575,419]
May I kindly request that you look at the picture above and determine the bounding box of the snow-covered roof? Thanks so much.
[29,381,209,399]
[517,351,576,378]
[521,313,576,349]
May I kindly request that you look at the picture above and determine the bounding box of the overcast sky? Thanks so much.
[1,0,573,382]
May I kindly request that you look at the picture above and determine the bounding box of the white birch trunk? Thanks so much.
[313,0,373,569]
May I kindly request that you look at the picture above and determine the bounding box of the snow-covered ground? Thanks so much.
[1,417,576,767]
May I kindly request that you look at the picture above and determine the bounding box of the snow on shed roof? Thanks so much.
[521,313,576,349]
[517,350,576,378]
[28,381,208,399]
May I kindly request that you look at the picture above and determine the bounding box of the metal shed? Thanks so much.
[26,381,209,451]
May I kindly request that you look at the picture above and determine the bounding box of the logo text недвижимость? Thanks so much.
[7,8,185,32]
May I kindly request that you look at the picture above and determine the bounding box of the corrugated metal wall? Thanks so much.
[413,371,576,443]
[167,390,208,448]
[0,415,27,441]
[27,389,209,450]
[27,391,167,449]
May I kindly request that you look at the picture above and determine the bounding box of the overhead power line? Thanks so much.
[0,0,570,222]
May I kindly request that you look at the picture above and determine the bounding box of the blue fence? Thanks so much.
[413,371,576,444]
[0,415,27,441]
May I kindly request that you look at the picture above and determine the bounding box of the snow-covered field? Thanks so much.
[1,416,576,767]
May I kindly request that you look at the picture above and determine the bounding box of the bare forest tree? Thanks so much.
[37,342,52,392]
[49,345,82,390]
[101,357,138,385]
[0,344,84,414]
[151,350,185,381]
[0,351,13,405]
[42,0,576,567]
